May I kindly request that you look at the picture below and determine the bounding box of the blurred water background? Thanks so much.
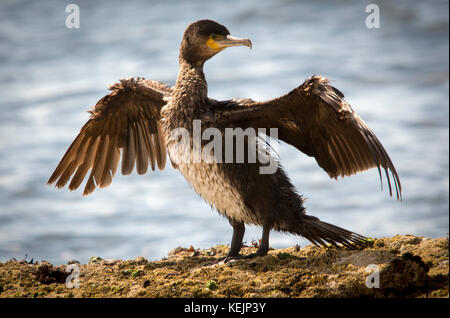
[0,0,448,264]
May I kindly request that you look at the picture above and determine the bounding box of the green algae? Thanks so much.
[0,235,448,298]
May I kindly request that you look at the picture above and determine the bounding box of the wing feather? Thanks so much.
[141,120,156,171]
[208,75,402,200]
[48,134,84,185]
[121,124,136,175]
[135,121,149,175]
[48,77,171,195]
[156,122,167,170]
[69,135,100,191]
[92,134,109,185]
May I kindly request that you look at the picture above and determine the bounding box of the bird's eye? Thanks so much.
[211,34,224,41]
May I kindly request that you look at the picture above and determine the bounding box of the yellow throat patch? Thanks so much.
[206,36,223,51]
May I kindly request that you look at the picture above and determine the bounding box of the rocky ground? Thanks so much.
[0,235,448,298]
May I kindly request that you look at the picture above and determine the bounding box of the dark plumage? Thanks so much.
[48,20,401,262]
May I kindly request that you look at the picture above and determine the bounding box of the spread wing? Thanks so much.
[207,75,402,200]
[48,77,171,196]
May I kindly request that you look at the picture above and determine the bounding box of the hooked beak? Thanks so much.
[216,35,252,49]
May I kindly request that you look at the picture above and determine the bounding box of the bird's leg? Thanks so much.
[223,220,245,262]
[209,220,245,265]
[244,223,271,258]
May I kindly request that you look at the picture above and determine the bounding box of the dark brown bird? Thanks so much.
[48,20,401,262]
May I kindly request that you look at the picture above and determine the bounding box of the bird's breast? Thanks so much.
[160,105,259,224]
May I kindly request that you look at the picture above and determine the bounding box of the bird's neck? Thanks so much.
[161,60,209,133]
[174,59,208,104]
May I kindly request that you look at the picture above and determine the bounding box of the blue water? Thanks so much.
[0,0,448,264]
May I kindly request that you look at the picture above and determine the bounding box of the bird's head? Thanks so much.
[179,19,252,66]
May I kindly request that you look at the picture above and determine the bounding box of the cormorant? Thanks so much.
[48,20,401,262]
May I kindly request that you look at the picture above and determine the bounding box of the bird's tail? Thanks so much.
[291,215,369,249]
